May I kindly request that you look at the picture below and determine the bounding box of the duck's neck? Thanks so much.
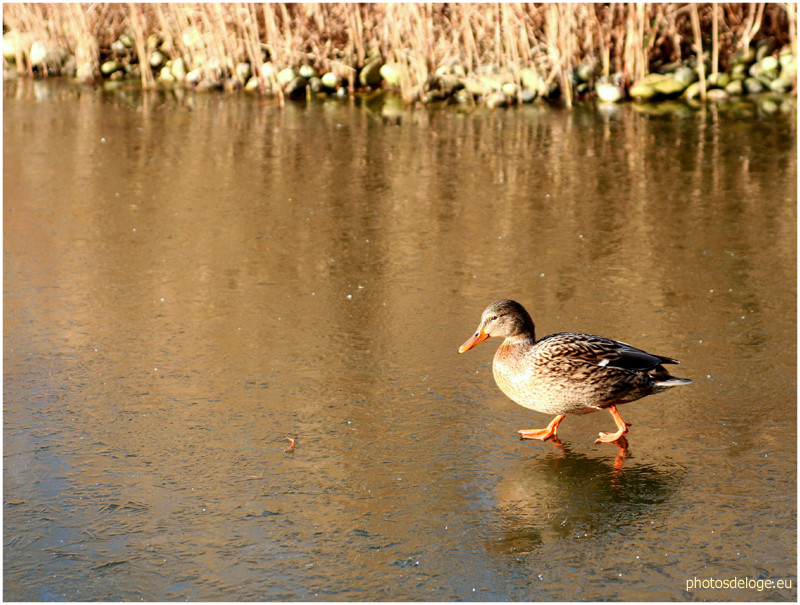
[504,332,537,347]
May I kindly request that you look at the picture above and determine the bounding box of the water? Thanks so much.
[4,79,796,601]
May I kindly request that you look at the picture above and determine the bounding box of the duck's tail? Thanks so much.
[654,376,693,387]
[650,362,692,389]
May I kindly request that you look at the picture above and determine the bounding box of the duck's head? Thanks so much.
[458,299,536,353]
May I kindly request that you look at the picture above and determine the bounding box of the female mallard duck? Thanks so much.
[459,299,691,443]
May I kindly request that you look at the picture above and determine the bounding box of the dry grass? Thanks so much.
[2,3,795,101]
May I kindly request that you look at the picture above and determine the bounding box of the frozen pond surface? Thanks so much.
[4,80,796,601]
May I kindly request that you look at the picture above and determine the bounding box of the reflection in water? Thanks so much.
[488,438,679,556]
[4,79,796,601]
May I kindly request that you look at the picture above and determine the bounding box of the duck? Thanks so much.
[459,299,692,443]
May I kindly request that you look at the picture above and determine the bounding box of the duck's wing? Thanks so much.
[538,332,678,372]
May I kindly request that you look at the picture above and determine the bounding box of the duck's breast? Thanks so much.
[491,336,639,415]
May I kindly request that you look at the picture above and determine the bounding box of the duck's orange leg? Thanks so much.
[595,405,631,443]
[518,414,565,441]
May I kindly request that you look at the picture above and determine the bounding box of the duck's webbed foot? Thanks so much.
[518,414,565,441]
[595,405,630,443]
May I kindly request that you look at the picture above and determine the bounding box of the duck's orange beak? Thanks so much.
[459,329,489,353]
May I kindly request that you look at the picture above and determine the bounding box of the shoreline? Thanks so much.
[3,3,797,107]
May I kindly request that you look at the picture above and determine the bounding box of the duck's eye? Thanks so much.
[490,315,498,321]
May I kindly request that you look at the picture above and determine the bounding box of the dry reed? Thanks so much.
[2,3,795,102]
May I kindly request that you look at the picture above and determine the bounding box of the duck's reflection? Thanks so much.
[486,439,680,555]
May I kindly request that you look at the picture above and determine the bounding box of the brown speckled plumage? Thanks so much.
[459,299,692,443]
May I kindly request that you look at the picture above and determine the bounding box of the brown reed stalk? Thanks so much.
[711,3,719,77]
[690,4,707,100]
[783,2,797,55]
[65,4,98,80]
[741,2,766,51]
[242,3,264,77]
[544,4,574,109]
[345,4,365,67]
[127,3,155,88]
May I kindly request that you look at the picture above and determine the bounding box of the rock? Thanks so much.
[181,28,200,49]
[359,59,383,88]
[30,40,66,68]
[478,75,504,92]
[111,40,127,55]
[28,40,46,65]
[146,33,161,52]
[730,63,748,80]
[298,64,316,79]
[673,65,697,87]
[321,71,341,90]
[575,60,595,83]
[462,77,492,97]
[682,81,703,100]
[158,66,175,83]
[454,89,472,104]
[520,67,547,96]
[750,55,779,79]
[62,54,77,77]
[629,82,656,100]
[769,76,793,93]
[501,82,518,98]
[422,89,446,103]
[756,75,773,89]
[435,74,461,95]
[149,50,166,69]
[518,87,537,103]
[744,77,764,94]
[119,33,133,48]
[245,76,260,91]
[308,76,322,94]
[196,79,221,92]
[652,76,685,97]
[486,91,508,108]
[434,64,450,77]
[596,81,623,103]
[758,55,779,73]
[731,47,756,65]
[779,51,796,78]
[637,72,668,86]
[186,68,202,85]
[2,31,32,61]
[708,72,730,88]
[285,75,308,99]
[76,60,94,82]
[235,62,251,83]
[756,39,775,62]
[706,88,729,102]
[171,57,187,81]
[100,60,121,76]
[260,62,277,81]
[277,67,296,86]
[379,63,404,88]
[725,79,743,96]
